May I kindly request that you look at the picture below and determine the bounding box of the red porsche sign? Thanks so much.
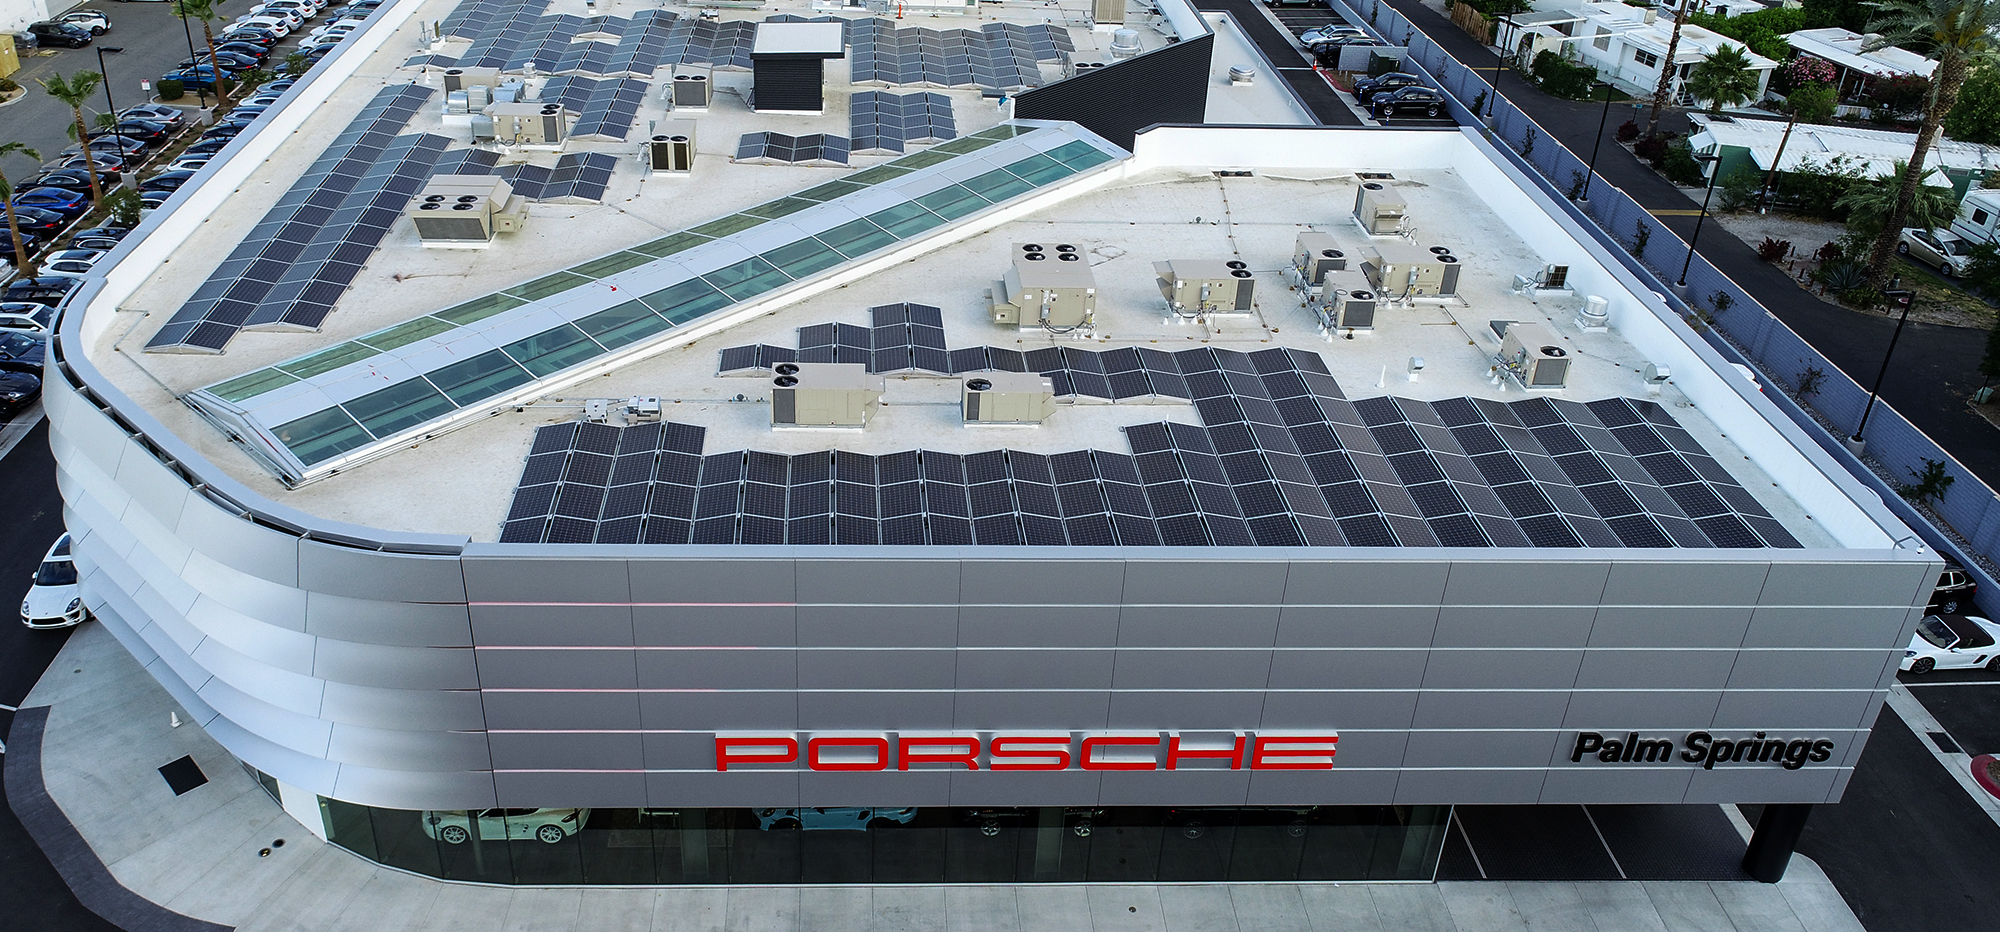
[714,732,1338,772]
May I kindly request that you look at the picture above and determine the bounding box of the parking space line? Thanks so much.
[1578,805,1627,879]
[1450,808,1487,879]
[1886,683,2000,828]
[0,404,45,463]
[0,704,17,712]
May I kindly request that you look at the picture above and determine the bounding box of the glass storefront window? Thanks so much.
[315,802,1449,885]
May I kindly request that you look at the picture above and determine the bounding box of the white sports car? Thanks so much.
[1902,614,2000,674]
[21,533,86,629]
[421,807,589,844]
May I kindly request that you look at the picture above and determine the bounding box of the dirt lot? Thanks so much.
[1709,208,1998,329]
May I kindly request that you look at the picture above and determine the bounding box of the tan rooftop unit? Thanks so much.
[1361,241,1457,297]
[1156,259,1255,316]
[490,102,568,147]
[771,362,885,428]
[1353,181,1406,234]
[1498,321,1570,389]
[963,371,1057,425]
[991,243,1096,332]
[1309,268,1378,331]
[1290,231,1349,294]
[408,175,527,248]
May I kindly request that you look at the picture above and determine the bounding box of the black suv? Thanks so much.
[1371,86,1446,119]
[3,277,78,308]
[26,21,92,48]
[1932,560,1978,614]
[1354,72,1424,103]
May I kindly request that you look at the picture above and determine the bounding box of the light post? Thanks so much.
[1850,280,1915,453]
[95,46,124,142]
[1581,80,1613,201]
[178,10,208,108]
[1677,152,1721,286]
[1486,15,1510,118]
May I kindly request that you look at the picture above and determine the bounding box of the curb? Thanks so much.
[1973,753,2000,800]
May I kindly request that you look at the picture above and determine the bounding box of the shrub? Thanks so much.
[158,78,185,101]
[1815,241,1845,264]
[1869,74,1931,116]
[0,77,18,94]
[1719,165,1762,210]
[1529,49,1599,100]
[1661,139,1705,186]
[1711,290,1736,315]
[1817,260,1867,291]
[1902,459,1955,509]
[1797,365,1826,399]
[1758,237,1792,262]
[1631,220,1652,257]
[102,189,142,229]
[1616,119,1640,143]
[1839,285,1880,307]
[1633,133,1672,165]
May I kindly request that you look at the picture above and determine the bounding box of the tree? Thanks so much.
[1945,63,2000,145]
[1649,0,1692,136]
[0,142,42,278]
[1757,82,1838,209]
[1837,159,1960,244]
[39,71,105,210]
[1688,44,1761,112]
[1859,0,2000,287]
[170,0,231,105]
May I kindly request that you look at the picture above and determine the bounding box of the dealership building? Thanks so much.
[44,0,1936,887]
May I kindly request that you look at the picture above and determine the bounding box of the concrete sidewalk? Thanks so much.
[7,624,1872,932]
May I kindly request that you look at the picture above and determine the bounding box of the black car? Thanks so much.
[25,21,91,48]
[219,28,281,48]
[0,330,48,374]
[24,168,121,193]
[181,138,233,157]
[213,42,271,64]
[265,78,298,93]
[1353,72,1424,102]
[140,170,197,193]
[1371,86,1446,118]
[179,52,256,73]
[199,125,246,143]
[70,225,129,243]
[4,206,68,237]
[100,119,172,145]
[0,370,41,414]
[1,277,76,308]
[1932,560,1979,614]
[69,232,126,251]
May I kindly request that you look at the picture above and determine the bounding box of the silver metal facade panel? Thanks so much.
[46,364,1937,809]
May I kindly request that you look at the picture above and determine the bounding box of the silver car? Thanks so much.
[1898,227,1974,277]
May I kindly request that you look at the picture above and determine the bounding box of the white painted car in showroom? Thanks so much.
[420,807,590,844]
[1902,613,2000,674]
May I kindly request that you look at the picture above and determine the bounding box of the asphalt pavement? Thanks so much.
[1378,0,2000,492]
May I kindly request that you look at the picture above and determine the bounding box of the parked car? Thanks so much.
[100,118,174,145]
[753,807,918,831]
[58,10,111,35]
[308,21,362,43]
[140,171,196,193]
[199,124,247,143]
[212,41,272,65]
[0,371,41,419]
[264,78,298,93]
[420,808,590,844]
[181,138,233,157]
[0,328,48,373]
[1353,72,1424,102]
[241,92,286,108]
[55,152,128,174]
[122,104,185,128]
[162,65,233,93]
[1898,227,1973,277]
[300,43,338,64]
[139,190,173,213]
[1371,85,1447,119]
[10,188,91,220]
[252,0,317,20]
[1903,613,2000,673]
[20,534,84,630]
[178,52,257,73]
[40,248,106,280]
[23,168,121,194]
[25,21,92,48]
[4,207,69,239]
[67,225,131,252]
[3,276,78,307]
[1300,24,1364,44]
[232,13,295,37]
[61,135,149,159]
[218,27,282,48]
[0,303,57,338]
[1932,560,1979,614]
[168,156,213,173]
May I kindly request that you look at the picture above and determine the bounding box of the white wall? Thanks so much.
[1,0,56,34]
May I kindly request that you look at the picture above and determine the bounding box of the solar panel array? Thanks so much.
[432,2,782,76]
[502,347,1800,549]
[718,303,1193,402]
[539,76,650,140]
[735,132,851,166]
[850,19,1071,89]
[494,152,620,201]
[146,86,436,354]
[850,91,956,154]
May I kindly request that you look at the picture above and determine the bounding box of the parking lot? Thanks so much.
[1261,4,1458,128]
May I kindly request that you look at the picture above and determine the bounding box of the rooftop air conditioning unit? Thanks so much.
[1065,49,1113,78]
[1354,181,1406,235]
[990,243,1096,332]
[671,65,712,110]
[1156,259,1255,316]
[1092,0,1125,25]
[1498,321,1570,389]
[650,120,695,173]
[491,102,567,147]
[1290,231,1347,294]
[443,66,500,94]
[1361,241,1450,297]
[408,175,525,248]
[771,362,885,428]
[1310,268,1378,331]
[963,371,1057,425]
[1429,245,1463,297]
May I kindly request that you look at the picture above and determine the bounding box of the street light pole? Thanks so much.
[1852,282,1914,449]
[95,47,124,141]
[1582,81,1613,201]
[1677,153,1721,286]
[178,11,208,108]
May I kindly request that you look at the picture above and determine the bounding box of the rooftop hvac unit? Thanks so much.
[1361,241,1452,297]
[408,175,525,248]
[963,371,1057,425]
[1429,245,1463,297]
[1093,0,1126,26]
[1498,321,1570,389]
[1353,181,1406,235]
[442,66,500,94]
[1065,49,1113,78]
[491,102,567,147]
[991,243,1097,332]
[445,89,470,114]
[1310,269,1377,331]
[671,66,712,110]
[650,120,695,173]
[1156,259,1255,316]
[467,84,491,110]
[1512,263,1573,294]
[1290,231,1347,294]
[770,362,885,428]
[626,396,662,423]
[1109,28,1142,58]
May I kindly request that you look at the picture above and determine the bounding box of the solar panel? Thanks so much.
[735,132,851,166]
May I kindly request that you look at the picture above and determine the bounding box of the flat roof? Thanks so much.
[1786,27,1937,79]
[71,0,1896,552]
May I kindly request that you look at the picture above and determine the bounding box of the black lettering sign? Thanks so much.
[1572,730,1832,771]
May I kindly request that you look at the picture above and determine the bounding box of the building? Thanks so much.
[45,0,1934,888]
[1784,27,1936,103]
[1687,112,2000,198]
[1518,1,1777,104]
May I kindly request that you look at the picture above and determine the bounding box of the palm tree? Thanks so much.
[1688,44,1760,113]
[1837,160,1961,245]
[0,142,43,278]
[1647,0,1690,136]
[1860,0,2000,286]
[39,71,105,210]
[170,0,231,105]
